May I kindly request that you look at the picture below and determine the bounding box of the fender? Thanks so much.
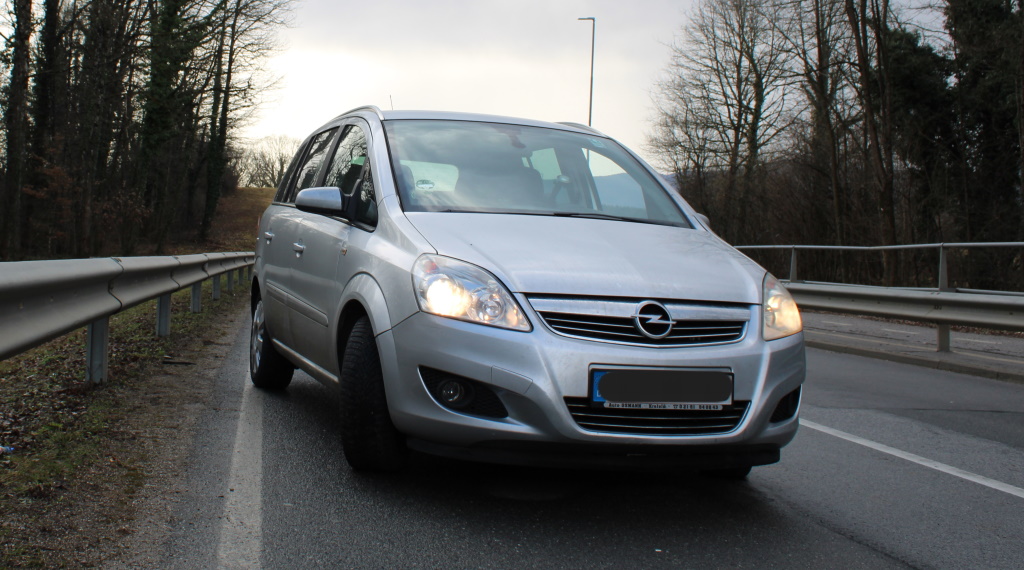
[331,273,411,393]
[336,272,394,341]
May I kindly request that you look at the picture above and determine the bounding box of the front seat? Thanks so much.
[455,163,543,209]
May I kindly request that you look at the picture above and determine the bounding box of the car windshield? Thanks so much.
[383,120,691,227]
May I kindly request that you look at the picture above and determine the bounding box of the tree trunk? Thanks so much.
[845,0,898,283]
[202,20,228,240]
[2,0,34,260]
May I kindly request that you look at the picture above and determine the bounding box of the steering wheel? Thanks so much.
[548,175,575,207]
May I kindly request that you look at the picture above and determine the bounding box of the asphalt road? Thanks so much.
[138,321,1024,569]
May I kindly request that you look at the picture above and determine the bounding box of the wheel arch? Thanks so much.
[333,273,394,375]
[250,274,262,313]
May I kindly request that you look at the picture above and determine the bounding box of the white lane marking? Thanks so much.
[801,419,1024,500]
[882,328,919,335]
[821,321,847,326]
[961,339,998,345]
[216,383,264,568]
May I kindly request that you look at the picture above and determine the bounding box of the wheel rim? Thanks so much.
[250,300,266,374]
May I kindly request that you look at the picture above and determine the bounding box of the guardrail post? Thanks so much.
[937,245,951,352]
[227,269,235,293]
[938,245,950,291]
[157,294,172,337]
[213,274,222,300]
[86,317,109,384]
[191,283,202,313]
[789,247,799,282]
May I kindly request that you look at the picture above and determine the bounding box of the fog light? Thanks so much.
[439,379,472,408]
[770,387,802,423]
[420,367,508,419]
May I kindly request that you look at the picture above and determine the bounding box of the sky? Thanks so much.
[242,0,694,166]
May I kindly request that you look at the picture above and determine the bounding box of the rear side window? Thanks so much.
[282,128,337,203]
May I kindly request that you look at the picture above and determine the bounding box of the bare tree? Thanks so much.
[845,0,900,281]
[202,0,291,239]
[774,0,857,245]
[0,0,292,260]
[239,134,299,188]
[650,0,795,242]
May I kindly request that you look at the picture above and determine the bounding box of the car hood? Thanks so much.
[404,212,764,304]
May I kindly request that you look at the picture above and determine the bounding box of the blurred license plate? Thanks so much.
[591,368,733,410]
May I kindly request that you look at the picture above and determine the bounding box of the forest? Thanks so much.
[648,0,1024,289]
[0,0,290,260]
[2,0,1022,290]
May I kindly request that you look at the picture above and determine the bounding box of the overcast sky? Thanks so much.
[243,0,693,165]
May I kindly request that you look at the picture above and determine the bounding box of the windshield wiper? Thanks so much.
[549,212,671,226]
[426,209,682,227]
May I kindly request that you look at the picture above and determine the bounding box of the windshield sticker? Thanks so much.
[589,138,606,148]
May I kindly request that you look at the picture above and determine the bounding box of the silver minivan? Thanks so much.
[250,106,805,477]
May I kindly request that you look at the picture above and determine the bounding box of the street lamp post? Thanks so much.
[578,17,595,126]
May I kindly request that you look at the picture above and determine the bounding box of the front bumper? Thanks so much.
[378,306,805,467]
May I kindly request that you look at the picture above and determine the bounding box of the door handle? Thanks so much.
[264,231,275,243]
[293,242,305,257]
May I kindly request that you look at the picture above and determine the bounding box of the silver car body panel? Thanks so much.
[254,107,806,468]
[383,309,804,448]
[404,212,763,302]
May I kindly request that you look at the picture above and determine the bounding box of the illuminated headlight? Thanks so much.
[762,273,802,340]
[412,255,531,331]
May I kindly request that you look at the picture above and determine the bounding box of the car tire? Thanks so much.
[700,465,752,480]
[250,298,293,390]
[339,315,407,471]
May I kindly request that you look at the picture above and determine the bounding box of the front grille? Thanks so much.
[564,397,749,436]
[539,312,745,346]
[527,296,750,348]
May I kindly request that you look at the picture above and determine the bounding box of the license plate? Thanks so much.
[591,368,733,410]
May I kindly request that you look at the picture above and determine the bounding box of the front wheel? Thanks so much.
[338,315,407,471]
[250,298,293,390]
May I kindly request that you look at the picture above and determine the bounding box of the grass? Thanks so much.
[0,187,274,567]
[166,186,274,254]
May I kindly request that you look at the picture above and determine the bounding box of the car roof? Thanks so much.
[329,106,607,138]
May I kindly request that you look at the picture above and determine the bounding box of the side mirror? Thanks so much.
[695,213,711,228]
[295,187,347,217]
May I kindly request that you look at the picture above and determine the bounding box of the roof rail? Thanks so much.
[557,121,605,136]
[340,105,386,121]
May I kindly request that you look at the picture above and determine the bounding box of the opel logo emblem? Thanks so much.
[632,301,673,339]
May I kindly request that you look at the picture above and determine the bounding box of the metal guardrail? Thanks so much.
[737,243,1024,351]
[783,282,1024,351]
[737,242,1024,294]
[0,252,254,382]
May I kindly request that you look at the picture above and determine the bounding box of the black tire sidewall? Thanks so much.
[339,315,406,471]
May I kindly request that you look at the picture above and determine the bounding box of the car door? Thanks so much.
[289,121,372,370]
[262,126,337,351]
